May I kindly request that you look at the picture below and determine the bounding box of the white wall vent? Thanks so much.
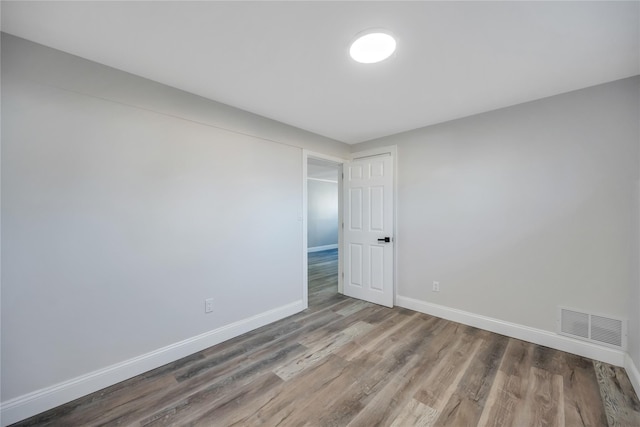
[558,306,626,350]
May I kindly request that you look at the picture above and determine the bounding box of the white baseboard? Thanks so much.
[625,353,640,399]
[307,244,338,253]
[396,295,626,367]
[0,300,305,427]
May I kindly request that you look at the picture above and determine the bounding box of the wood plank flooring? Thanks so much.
[12,249,640,426]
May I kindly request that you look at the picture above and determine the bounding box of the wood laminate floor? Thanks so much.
[13,248,640,426]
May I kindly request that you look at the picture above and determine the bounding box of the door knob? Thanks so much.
[377,237,391,243]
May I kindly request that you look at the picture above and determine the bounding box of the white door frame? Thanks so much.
[302,150,347,308]
[348,145,398,306]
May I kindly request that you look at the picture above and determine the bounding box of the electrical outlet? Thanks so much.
[432,281,440,292]
[205,298,214,313]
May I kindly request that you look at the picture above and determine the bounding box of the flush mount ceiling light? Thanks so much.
[349,30,396,64]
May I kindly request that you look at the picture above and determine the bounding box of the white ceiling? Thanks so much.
[2,1,638,144]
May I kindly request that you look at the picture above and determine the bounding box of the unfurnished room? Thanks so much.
[1,1,640,426]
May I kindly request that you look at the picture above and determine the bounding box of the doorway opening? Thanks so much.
[304,154,344,309]
[302,146,396,310]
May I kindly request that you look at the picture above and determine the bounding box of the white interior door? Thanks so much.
[343,153,394,307]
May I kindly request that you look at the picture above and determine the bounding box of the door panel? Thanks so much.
[370,246,384,290]
[371,186,384,231]
[344,154,394,307]
[349,188,363,229]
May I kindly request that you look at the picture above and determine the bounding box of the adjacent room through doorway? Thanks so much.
[307,158,341,307]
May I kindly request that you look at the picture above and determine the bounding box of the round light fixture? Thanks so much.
[349,31,396,64]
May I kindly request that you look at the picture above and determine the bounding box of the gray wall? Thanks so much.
[1,34,349,402]
[307,179,338,249]
[353,77,639,340]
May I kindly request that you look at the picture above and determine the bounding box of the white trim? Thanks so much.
[625,354,640,399]
[392,147,398,306]
[337,165,344,294]
[396,295,626,367]
[0,300,305,427]
[302,150,347,299]
[301,151,309,307]
[304,151,347,165]
[351,146,396,161]
[308,244,339,253]
[307,177,338,184]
